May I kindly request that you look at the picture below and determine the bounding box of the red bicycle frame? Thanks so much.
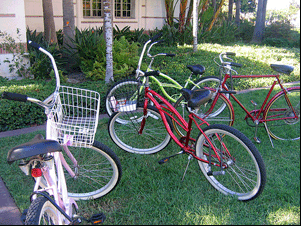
[212,73,299,123]
[139,85,230,166]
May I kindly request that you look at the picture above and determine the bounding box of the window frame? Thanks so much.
[82,0,135,19]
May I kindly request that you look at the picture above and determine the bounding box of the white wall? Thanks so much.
[0,0,28,79]
[24,0,170,32]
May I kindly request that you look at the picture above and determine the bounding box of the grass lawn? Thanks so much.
[0,86,299,225]
[0,43,300,224]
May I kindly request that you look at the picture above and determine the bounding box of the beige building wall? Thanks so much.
[0,0,28,79]
[24,0,174,32]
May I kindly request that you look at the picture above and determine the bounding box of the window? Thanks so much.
[83,0,135,19]
[115,0,134,19]
[83,0,103,17]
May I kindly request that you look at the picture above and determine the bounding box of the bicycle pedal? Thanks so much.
[251,100,257,106]
[207,171,225,176]
[89,213,106,225]
[158,157,169,164]
[254,137,261,144]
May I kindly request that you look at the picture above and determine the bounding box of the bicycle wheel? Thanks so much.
[192,76,230,115]
[105,78,142,116]
[63,141,122,200]
[25,196,59,225]
[195,124,266,201]
[174,77,233,137]
[265,87,300,140]
[108,105,172,154]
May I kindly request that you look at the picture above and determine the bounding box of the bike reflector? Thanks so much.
[31,168,42,177]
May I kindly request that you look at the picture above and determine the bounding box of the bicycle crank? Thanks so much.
[158,151,184,164]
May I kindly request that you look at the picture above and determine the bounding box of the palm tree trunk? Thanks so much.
[179,0,189,33]
[207,0,225,31]
[42,0,57,44]
[62,0,75,48]
[104,0,114,83]
[185,0,194,28]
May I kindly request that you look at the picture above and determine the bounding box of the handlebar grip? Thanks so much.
[2,92,28,102]
[231,62,242,68]
[144,70,160,77]
[28,40,41,49]
[226,52,236,56]
[166,53,176,57]
[151,33,162,42]
[156,39,164,44]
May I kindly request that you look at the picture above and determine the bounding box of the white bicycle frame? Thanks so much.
[23,46,80,224]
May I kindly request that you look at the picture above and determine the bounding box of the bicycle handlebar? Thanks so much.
[28,40,41,49]
[2,92,28,102]
[150,33,162,42]
[2,40,61,109]
[218,52,242,68]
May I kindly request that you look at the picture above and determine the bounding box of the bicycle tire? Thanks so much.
[173,76,233,137]
[192,76,231,117]
[108,105,172,154]
[105,78,142,117]
[25,196,60,225]
[265,87,300,140]
[195,124,266,201]
[63,141,122,200]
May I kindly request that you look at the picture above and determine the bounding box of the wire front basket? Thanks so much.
[108,80,141,112]
[48,86,100,147]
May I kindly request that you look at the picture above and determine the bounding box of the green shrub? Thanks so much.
[263,21,300,48]
[26,28,66,79]
[85,36,139,81]
[236,19,255,42]
[199,21,238,44]
[0,29,30,77]
[0,78,53,131]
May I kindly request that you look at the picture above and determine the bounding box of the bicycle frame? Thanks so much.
[32,150,77,224]
[214,73,299,124]
[136,36,205,103]
[139,75,230,167]
[142,70,204,103]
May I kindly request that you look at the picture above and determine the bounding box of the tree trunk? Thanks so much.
[62,0,75,71]
[228,0,233,21]
[193,0,198,52]
[252,0,268,43]
[179,0,189,33]
[165,0,175,26]
[199,0,210,28]
[42,0,57,44]
[185,0,194,28]
[207,0,225,31]
[212,0,216,13]
[235,0,241,26]
[104,0,114,83]
[62,0,75,48]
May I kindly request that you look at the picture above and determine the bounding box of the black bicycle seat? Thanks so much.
[7,134,62,164]
[181,88,213,109]
[187,65,205,75]
[270,64,294,75]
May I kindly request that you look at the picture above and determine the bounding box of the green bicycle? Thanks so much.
[105,34,230,130]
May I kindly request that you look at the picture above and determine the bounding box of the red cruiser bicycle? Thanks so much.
[174,52,300,147]
[107,69,266,201]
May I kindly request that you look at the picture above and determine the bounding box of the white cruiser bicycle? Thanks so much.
[2,41,122,224]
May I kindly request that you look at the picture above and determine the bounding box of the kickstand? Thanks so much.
[264,122,274,148]
[182,155,193,181]
[253,120,261,144]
